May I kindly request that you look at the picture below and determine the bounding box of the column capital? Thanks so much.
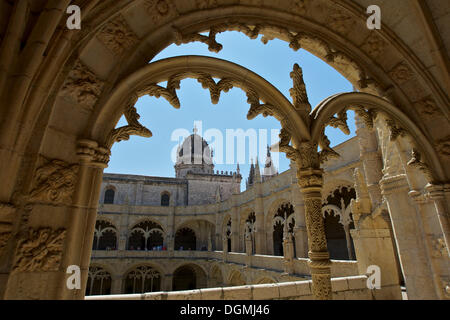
[425,183,446,200]
[380,174,409,195]
[408,190,428,204]
[297,168,324,190]
[77,139,110,168]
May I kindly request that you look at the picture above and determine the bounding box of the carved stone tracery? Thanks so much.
[13,228,66,272]
[171,22,377,92]
[96,15,139,56]
[60,61,104,110]
[29,159,80,204]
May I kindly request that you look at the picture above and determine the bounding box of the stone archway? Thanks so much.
[172,263,207,291]
[0,1,448,301]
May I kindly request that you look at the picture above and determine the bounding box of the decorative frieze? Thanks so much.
[435,136,450,157]
[431,237,447,258]
[326,9,355,35]
[97,15,139,56]
[415,96,440,117]
[13,227,66,272]
[29,159,79,204]
[60,61,104,110]
[196,0,218,9]
[389,62,414,84]
[361,33,386,58]
[0,232,11,255]
[145,0,178,23]
[291,0,309,15]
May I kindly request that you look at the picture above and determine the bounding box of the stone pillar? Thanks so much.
[283,233,295,274]
[167,206,175,251]
[380,174,437,299]
[3,139,109,299]
[216,232,221,251]
[355,115,383,206]
[350,166,402,299]
[297,166,332,300]
[426,184,450,257]
[350,216,403,299]
[245,232,253,267]
[111,275,123,294]
[254,211,265,254]
[290,161,308,258]
[409,189,450,300]
[163,274,173,291]
[231,208,239,252]
[222,237,228,262]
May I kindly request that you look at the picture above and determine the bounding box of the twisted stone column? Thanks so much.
[297,168,332,300]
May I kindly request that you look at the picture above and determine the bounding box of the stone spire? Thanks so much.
[263,145,278,181]
[254,158,261,183]
[246,159,255,189]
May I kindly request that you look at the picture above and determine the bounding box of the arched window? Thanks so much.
[272,203,295,256]
[92,220,118,250]
[175,228,196,250]
[322,186,356,260]
[86,267,111,296]
[128,220,164,251]
[104,188,115,204]
[124,266,161,294]
[161,192,170,206]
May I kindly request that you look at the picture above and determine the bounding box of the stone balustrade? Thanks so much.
[85,275,373,300]
[91,249,359,278]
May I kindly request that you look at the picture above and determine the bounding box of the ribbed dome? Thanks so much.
[177,133,213,165]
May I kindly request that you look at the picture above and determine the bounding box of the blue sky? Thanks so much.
[106,31,355,190]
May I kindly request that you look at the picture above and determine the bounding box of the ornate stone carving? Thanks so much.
[361,33,386,58]
[310,273,332,300]
[354,107,378,129]
[415,96,440,117]
[195,0,218,9]
[326,9,355,35]
[196,74,234,104]
[291,0,309,15]
[297,142,321,170]
[145,0,178,23]
[173,24,260,53]
[246,88,278,120]
[436,136,450,157]
[303,198,327,251]
[277,128,300,162]
[29,159,79,204]
[140,76,182,109]
[327,110,350,135]
[389,62,414,84]
[0,232,11,255]
[60,61,104,109]
[96,15,138,55]
[77,140,111,167]
[431,237,447,258]
[385,119,406,141]
[106,96,152,148]
[289,63,311,113]
[13,228,66,272]
[407,148,433,182]
[318,134,340,164]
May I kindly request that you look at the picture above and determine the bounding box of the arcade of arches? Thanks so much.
[0,0,449,300]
